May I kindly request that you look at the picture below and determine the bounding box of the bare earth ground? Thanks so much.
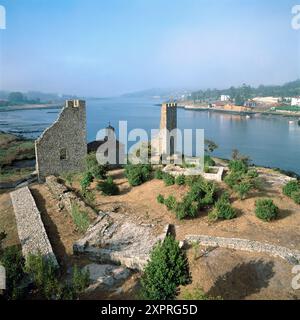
[1,166,300,299]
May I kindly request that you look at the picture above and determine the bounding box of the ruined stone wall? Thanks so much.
[35,100,87,181]
[10,187,58,265]
[185,235,300,265]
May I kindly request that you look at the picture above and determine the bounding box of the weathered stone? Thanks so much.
[10,186,58,265]
[35,100,87,182]
[83,263,130,287]
[74,212,171,271]
[185,235,300,265]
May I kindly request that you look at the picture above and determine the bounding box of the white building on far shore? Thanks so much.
[291,97,300,106]
[220,95,230,102]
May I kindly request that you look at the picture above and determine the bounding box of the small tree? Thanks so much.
[125,164,152,186]
[140,236,190,300]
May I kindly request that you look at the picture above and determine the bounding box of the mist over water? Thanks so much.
[1,97,300,174]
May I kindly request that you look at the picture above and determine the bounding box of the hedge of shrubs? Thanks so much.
[255,199,279,221]
[282,180,300,204]
[156,177,218,220]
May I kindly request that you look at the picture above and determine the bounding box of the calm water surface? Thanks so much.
[1,97,300,174]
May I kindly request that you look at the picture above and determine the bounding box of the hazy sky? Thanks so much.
[0,0,299,96]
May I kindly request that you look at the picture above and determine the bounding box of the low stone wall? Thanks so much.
[185,235,300,265]
[10,186,58,265]
[46,175,96,220]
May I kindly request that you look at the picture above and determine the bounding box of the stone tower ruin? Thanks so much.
[35,100,87,181]
[159,102,177,156]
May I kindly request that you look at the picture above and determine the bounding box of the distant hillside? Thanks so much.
[122,88,190,100]
[189,79,300,103]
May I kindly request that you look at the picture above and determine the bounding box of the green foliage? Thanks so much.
[71,204,90,233]
[233,181,252,200]
[175,175,185,186]
[204,155,215,167]
[0,230,7,253]
[140,236,190,300]
[25,254,89,300]
[204,140,218,154]
[97,176,119,195]
[157,194,165,204]
[282,180,300,197]
[229,159,248,174]
[62,172,75,186]
[255,199,279,222]
[80,171,93,192]
[291,191,300,204]
[175,196,198,220]
[154,169,164,180]
[85,152,108,179]
[80,190,96,207]
[164,196,177,211]
[0,245,25,299]
[125,164,152,186]
[181,286,221,300]
[163,173,175,186]
[208,193,236,221]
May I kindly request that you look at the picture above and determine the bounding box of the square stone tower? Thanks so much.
[159,102,177,156]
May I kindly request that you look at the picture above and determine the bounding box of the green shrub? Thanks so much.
[175,175,185,186]
[164,195,177,211]
[140,236,190,300]
[154,169,164,180]
[163,173,175,186]
[246,169,259,179]
[125,164,152,186]
[97,177,119,195]
[81,190,96,207]
[86,152,108,179]
[181,286,220,300]
[71,265,90,295]
[233,181,252,200]
[0,245,25,299]
[291,191,300,204]
[71,204,90,233]
[282,180,300,197]
[204,155,215,167]
[229,159,248,174]
[157,194,165,204]
[185,176,201,187]
[175,197,198,220]
[25,254,60,300]
[80,171,93,192]
[255,199,279,222]
[224,171,243,188]
[209,193,236,221]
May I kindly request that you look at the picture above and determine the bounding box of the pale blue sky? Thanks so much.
[0,0,299,96]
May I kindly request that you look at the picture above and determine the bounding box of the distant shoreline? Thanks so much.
[0,103,62,112]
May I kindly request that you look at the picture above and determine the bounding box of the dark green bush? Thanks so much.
[140,235,190,300]
[175,197,198,220]
[175,175,186,186]
[204,155,215,167]
[255,199,279,221]
[224,171,243,188]
[125,164,152,186]
[164,195,177,211]
[157,194,165,204]
[282,180,300,197]
[208,193,236,221]
[233,181,252,200]
[97,176,119,195]
[0,245,25,299]
[86,152,108,179]
[80,171,93,191]
[228,159,248,174]
[163,173,175,186]
[154,169,164,180]
[291,191,300,204]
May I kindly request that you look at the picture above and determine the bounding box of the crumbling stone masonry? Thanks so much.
[35,100,87,182]
[185,235,300,265]
[10,187,58,265]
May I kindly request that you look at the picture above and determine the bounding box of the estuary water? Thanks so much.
[1,97,300,174]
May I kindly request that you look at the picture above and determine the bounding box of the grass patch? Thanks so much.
[71,203,90,233]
